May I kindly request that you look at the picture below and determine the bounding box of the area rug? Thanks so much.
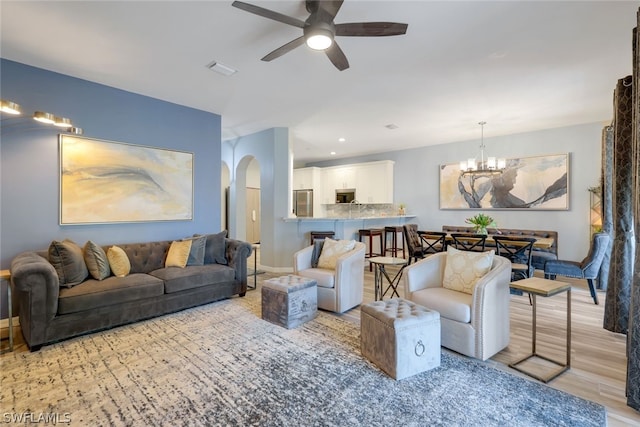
[0,294,606,426]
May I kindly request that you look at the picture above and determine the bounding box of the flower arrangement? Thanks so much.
[465,213,497,235]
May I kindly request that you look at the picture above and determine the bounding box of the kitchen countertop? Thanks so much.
[282,215,416,222]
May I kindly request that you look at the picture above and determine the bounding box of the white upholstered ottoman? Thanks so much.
[262,275,317,329]
[361,298,441,380]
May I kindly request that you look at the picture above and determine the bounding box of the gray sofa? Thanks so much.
[10,236,252,351]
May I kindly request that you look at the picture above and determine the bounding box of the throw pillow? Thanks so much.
[317,238,357,270]
[311,239,325,268]
[182,235,206,266]
[166,240,192,268]
[107,246,131,277]
[49,239,89,288]
[442,246,494,295]
[83,240,111,280]
[202,230,228,265]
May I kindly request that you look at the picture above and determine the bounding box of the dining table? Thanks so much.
[418,232,555,250]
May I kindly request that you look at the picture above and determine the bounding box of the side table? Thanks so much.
[508,277,571,383]
[1,269,13,354]
[369,256,408,301]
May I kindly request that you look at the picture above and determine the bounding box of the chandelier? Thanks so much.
[459,121,505,175]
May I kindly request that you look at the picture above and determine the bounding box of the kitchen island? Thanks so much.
[283,215,417,248]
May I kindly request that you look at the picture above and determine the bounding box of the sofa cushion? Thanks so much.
[58,273,164,315]
[150,264,236,294]
[83,240,111,280]
[107,246,131,277]
[442,247,494,294]
[410,287,472,323]
[165,240,192,268]
[49,239,89,288]
[296,268,335,289]
[201,231,228,265]
[184,235,207,266]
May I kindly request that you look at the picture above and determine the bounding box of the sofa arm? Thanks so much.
[293,246,314,273]
[401,252,447,298]
[225,238,253,286]
[11,252,60,348]
[470,255,512,360]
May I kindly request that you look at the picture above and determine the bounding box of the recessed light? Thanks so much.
[338,137,346,142]
[385,124,399,130]
[207,61,237,76]
[330,151,336,156]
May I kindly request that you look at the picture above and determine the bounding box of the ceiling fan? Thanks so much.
[231,0,408,71]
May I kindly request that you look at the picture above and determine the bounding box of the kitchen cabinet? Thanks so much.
[293,167,321,190]
[321,161,394,204]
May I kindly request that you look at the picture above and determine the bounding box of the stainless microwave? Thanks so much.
[335,189,356,203]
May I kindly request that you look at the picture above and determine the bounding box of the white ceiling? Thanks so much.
[1,1,638,163]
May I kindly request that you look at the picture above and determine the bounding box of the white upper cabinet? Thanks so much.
[293,167,320,190]
[319,160,394,204]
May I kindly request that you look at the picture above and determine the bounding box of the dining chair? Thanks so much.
[450,233,487,252]
[492,236,537,281]
[403,224,427,264]
[544,232,610,305]
[417,231,447,255]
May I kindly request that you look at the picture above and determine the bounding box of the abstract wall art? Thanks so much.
[59,135,193,224]
[439,153,569,210]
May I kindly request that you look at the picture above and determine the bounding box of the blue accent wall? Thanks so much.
[0,59,222,317]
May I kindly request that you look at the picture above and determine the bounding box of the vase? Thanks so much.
[474,227,488,235]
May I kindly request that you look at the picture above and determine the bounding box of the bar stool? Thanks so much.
[384,226,405,259]
[310,231,335,245]
[358,228,384,271]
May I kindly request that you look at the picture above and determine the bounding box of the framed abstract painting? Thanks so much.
[439,153,569,210]
[59,135,193,224]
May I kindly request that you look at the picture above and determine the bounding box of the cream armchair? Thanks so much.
[401,252,511,361]
[294,242,366,313]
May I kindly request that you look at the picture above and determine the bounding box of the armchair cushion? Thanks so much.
[295,268,335,289]
[442,247,494,294]
[410,287,472,323]
[544,259,582,278]
[317,239,356,270]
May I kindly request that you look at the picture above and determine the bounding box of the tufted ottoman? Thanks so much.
[262,275,318,329]
[361,298,441,380]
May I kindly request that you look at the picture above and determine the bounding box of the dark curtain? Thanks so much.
[627,21,640,411]
[599,125,614,290]
[603,76,634,334]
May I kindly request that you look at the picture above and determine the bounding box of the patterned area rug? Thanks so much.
[1,293,606,426]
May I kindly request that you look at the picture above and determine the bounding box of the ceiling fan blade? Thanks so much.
[325,42,349,71]
[261,36,306,62]
[232,1,305,28]
[335,22,408,37]
[319,0,344,20]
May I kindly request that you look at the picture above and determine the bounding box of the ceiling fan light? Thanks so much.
[306,31,333,50]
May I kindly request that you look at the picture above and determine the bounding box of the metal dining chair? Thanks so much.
[544,232,610,305]
[417,231,447,255]
[450,233,487,252]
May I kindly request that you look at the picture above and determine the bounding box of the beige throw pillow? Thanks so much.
[107,246,131,277]
[166,240,192,268]
[317,238,356,270]
[442,246,494,294]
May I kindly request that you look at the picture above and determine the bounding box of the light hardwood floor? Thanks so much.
[249,247,639,426]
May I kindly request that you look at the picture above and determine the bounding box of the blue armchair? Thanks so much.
[543,232,610,305]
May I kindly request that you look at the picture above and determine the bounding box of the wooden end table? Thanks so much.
[509,277,571,383]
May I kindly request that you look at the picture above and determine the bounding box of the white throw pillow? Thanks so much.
[317,238,356,270]
[442,246,494,294]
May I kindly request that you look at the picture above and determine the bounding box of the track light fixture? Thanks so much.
[1,99,82,133]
